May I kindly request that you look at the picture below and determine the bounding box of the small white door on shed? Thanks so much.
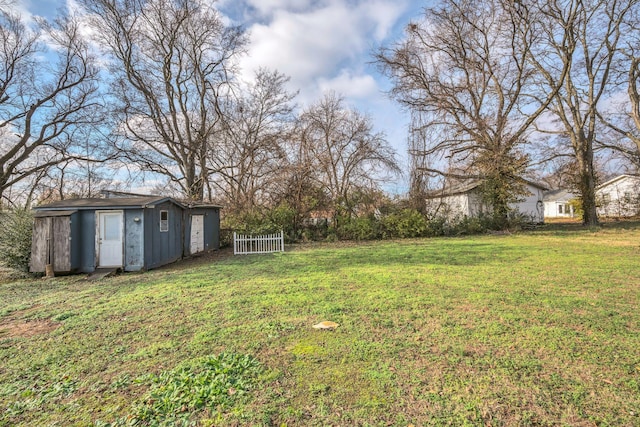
[190,215,204,254]
[98,211,123,267]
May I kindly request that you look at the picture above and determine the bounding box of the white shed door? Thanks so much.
[190,215,204,254]
[98,211,123,267]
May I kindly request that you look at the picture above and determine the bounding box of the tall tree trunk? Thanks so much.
[577,145,599,225]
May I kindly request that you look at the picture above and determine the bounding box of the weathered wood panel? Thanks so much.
[30,217,50,273]
[52,216,71,271]
[30,215,72,273]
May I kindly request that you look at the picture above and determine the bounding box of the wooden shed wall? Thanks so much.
[30,213,77,273]
[30,217,50,273]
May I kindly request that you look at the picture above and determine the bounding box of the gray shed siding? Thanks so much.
[37,208,141,273]
[77,210,96,273]
[207,208,220,251]
[69,212,81,270]
[144,202,184,270]
[184,207,220,254]
[124,209,144,271]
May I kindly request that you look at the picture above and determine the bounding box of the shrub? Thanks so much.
[223,203,535,244]
[0,209,33,272]
[338,215,380,240]
[380,208,429,238]
[222,203,299,243]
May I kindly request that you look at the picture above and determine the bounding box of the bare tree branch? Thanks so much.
[83,0,246,201]
[0,8,100,205]
[295,92,400,220]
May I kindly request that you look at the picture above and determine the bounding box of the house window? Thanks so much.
[160,210,169,232]
[558,204,563,214]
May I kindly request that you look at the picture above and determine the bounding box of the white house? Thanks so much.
[543,189,576,218]
[426,179,547,223]
[596,174,640,217]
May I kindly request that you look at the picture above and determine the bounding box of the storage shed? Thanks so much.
[30,196,220,274]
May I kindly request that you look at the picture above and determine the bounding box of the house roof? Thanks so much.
[427,178,548,198]
[33,195,223,211]
[33,196,181,211]
[596,174,640,190]
[543,189,575,202]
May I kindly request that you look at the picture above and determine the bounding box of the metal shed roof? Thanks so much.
[33,209,78,217]
[33,196,179,210]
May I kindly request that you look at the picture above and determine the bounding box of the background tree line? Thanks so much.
[1,0,640,246]
[0,0,400,238]
[378,0,640,226]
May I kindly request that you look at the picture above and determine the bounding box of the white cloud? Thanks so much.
[317,69,378,99]
[240,6,360,79]
[6,0,37,24]
[229,0,415,185]
[238,0,409,104]
[245,0,316,18]
[65,0,83,16]
[362,0,408,41]
[15,0,418,192]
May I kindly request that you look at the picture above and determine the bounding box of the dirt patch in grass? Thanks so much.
[0,318,59,338]
[153,246,235,272]
[0,307,60,338]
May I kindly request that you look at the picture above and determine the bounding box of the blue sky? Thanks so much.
[15,0,428,193]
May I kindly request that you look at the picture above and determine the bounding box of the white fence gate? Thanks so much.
[233,231,284,255]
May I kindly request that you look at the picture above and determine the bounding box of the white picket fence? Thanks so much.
[233,231,285,255]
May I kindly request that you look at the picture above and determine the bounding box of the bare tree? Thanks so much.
[533,0,636,225]
[0,10,100,206]
[406,110,432,213]
[297,92,400,221]
[377,0,567,225]
[273,121,329,235]
[212,69,297,211]
[595,4,640,169]
[83,0,246,201]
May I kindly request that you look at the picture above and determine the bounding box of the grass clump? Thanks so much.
[4,376,77,419]
[98,353,263,426]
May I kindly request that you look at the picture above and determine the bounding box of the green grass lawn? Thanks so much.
[1,225,639,426]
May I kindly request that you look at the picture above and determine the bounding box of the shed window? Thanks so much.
[160,210,169,232]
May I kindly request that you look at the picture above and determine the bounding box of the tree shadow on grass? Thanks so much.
[290,240,511,271]
[536,219,640,233]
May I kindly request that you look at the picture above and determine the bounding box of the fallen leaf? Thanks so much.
[312,321,339,330]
